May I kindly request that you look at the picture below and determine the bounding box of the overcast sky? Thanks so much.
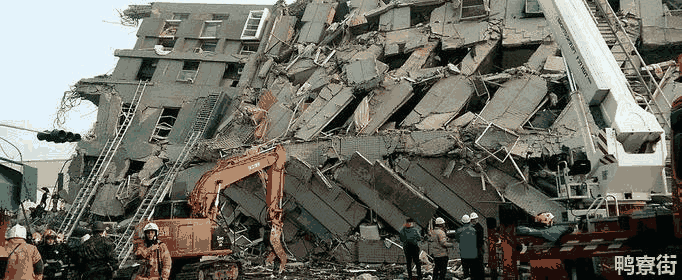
[0,0,286,162]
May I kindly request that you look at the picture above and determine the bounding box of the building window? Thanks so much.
[118,103,132,131]
[199,39,218,52]
[158,38,176,50]
[240,43,259,55]
[222,63,243,87]
[160,20,181,37]
[460,0,488,21]
[177,60,200,82]
[201,21,222,38]
[137,58,159,81]
[150,107,181,143]
[173,13,190,20]
[240,9,269,40]
[212,14,229,20]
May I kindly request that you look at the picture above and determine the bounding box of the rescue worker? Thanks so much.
[399,217,422,280]
[134,223,171,280]
[37,230,68,280]
[75,221,117,280]
[2,224,44,280]
[455,214,481,280]
[429,217,453,280]
[470,213,486,280]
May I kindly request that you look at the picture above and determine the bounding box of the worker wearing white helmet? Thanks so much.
[456,214,482,280]
[470,212,486,280]
[3,224,44,280]
[134,222,172,280]
[429,217,453,280]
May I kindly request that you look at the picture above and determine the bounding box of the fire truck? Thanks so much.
[487,0,681,279]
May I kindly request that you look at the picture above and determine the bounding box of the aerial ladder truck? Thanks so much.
[487,0,681,279]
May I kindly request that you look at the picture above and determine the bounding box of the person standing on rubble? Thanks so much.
[37,230,69,280]
[133,223,172,280]
[75,221,117,280]
[2,224,44,280]
[470,213,486,280]
[429,217,453,280]
[456,214,481,280]
[399,217,422,280]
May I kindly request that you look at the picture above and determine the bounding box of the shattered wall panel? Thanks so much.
[479,75,547,130]
[266,15,297,57]
[334,152,408,231]
[294,84,355,141]
[357,239,406,264]
[264,102,294,141]
[373,161,438,227]
[360,80,414,135]
[401,75,474,128]
[283,141,332,168]
[459,39,500,75]
[379,6,411,31]
[384,28,431,56]
[331,134,400,162]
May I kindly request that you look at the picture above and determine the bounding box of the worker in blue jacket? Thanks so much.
[399,217,422,280]
[455,214,483,280]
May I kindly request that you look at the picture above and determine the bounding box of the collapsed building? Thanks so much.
[39,0,682,276]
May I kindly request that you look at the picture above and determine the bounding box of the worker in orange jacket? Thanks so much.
[2,224,44,280]
[134,223,172,280]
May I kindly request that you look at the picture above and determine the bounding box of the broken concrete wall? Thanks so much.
[293,84,355,141]
[401,75,475,128]
[360,80,414,134]
[479,75,548,130]
[299,2,338,44]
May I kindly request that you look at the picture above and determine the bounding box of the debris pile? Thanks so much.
[19,0,682,279]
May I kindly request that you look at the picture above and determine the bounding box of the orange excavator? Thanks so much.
[133,144,287,280]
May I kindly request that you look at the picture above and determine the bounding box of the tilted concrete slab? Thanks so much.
[348,0,380,27]
[373,160,439,227]
[360,80,414,135]
[384,28,431,56]
[486,167,565,222]
[503,0,551,47]
[334,152,409,231]
[459,39,500,76]
[294,84,355,141]
[394,42,438,77]
[401,75,474,128]
[379,6,411,31]
[330,134,401,162]
[287,58,318,85]
[525,40,559,72]
[394,156,498,220]
[297,2,337,44]
[263,102,294,141]
[266,15,297,57]
[344,52,383,91]
[479,75,547,130]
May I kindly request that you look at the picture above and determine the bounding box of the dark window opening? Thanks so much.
[172,13,189,20]
[150,107,181,143]
[160,20,180,37]
[213,14,229,20]
[124,160,145,177]
[221,63,243,87]
[177,60,200,82]
[173,202,192,218]
[153,202,172,219]
[158,37,176,50]
[201,21,222,38]
[200,39,218,52]
[240,43,259,55]
[118,103,133,130]
[137,58,158,81]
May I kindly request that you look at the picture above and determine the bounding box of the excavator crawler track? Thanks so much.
[174,259,241,280]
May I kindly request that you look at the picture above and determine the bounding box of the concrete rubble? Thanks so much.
[25,0,682,279]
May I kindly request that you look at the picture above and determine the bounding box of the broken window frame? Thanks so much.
[460,0,489,21]
[240,9,269,40]
[200,20,222,38]
[240,43,259,55]
[160,20,181,38]
[136,58,159,81]
[177,60,200,83]
[118,103,133,131]
[471,114,520,163]
[150,107,181,143]
[198,39,219,53]
[157,37,176,51]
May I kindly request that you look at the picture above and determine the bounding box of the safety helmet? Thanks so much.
[143,223,159,233]
[461,214,471,224]
[43,229,58,239]
[470,213,479,220]
[7,224,27,239]
[435,217,445,225]
[81,234,91,243]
